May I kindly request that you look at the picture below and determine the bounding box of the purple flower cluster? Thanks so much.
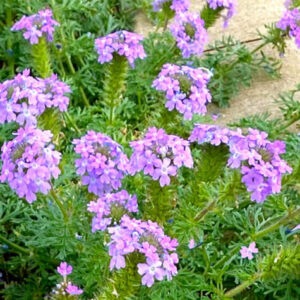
[0,127,61,203]
[0,69,71,127]
[108,215,178,287]
[189,124,292,203]
[55,262,83,296]
[152,0,190,13]
[87,190,138,232]
[129,127,193,186]
[11,8,59,44]
[73,131,129,196]
[169,12,208,58]
[95,30,146,65]
[277,7,300,48]
[152,64,212,120]
[206,0,237,27]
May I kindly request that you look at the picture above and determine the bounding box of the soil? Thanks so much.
[134,0,300,127]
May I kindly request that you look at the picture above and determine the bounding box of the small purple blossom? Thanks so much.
[95,30,146,66]
[11,9,59,44]
[188,239,196,249]
[0,70,71,127]
[57,262,73,277]
[206,0,237,27]
[292,224,300,231]
[66,283,83,295]
[129,127,193,187]
[152,64,212,120]
[169,12,208,58]
[152,0,189,13]
[189,124,292,202]
[87,190,139,232]
[108,215,178,287]
[0,127,61,203]
[240,242,258,260]
[277,7,300,48]
[73,131,129,196]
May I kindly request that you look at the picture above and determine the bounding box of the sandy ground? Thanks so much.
[135,0,300,126]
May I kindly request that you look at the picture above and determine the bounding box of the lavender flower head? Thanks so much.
[277,7,300,48]
[87,190,138,232]
[0,127,61,203]
[169,12,208,58]
[189,124,292,203]
[152,64,212,120]
[129,127,193,187]
[55,262,83,296]
[206,0,237,27]
[152,0,190,13]
[95,30,146,66]
[11,9,59,44]
[73,131,129,196]
[108,215,178,287]
[0,69,71,127]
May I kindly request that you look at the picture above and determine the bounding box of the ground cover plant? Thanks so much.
[0,0,300,299]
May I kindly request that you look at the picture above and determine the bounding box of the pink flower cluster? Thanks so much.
[129,127,193,186]
[0,127,61,203]
[95,30,146,66]
[108,215,178,287]
[277,7,300,48]
[73,131,129,196]
[0,69,71,128]
[152,63,212,120]
[206,0,237,27]
[55,262,83,296]
[87,190,138,232]
[169,11,209,58]
[11,8,59,44]
[189,124,292,202]
[152,0,190,12]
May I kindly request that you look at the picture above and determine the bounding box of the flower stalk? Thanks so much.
[0,234,31,255]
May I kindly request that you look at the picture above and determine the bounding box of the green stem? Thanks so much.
[253,207,300,240]
[214,207,300,269]
[50,189,68,222]
[103,55,128,126]
[278,114,300,132]
[32,37,52,78]
[50,0,89,107]
[63,111,81,134]
[6,6,15,76]
[194,200,216,222]
[250,41,269,55]
[0,234,31,255]
[224,273,261,298]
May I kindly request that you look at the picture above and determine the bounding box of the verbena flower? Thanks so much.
[152,64,212,120]
[277,7,300,48]
[95,30,146,66]
[189,124,292,203]
[55,262,83,296]
[66,283,84,295]
[57,262,73,277]
[87,190,138,232]
[11,8,59,44]
[129,127,193,187]
[108,215,178,287]
[240,242,258,260]
[206,0,237,27]
[0,69,71,127]
[169,12,208,58]
[152,0,189,13]
[0,127,61,203]
[73,131,129,196]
